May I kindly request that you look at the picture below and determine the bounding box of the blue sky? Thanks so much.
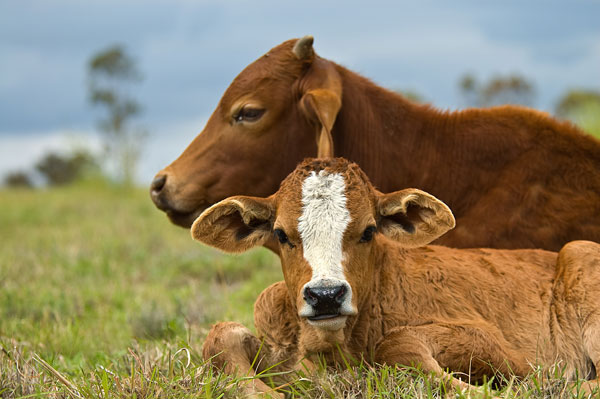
[1,0,599,183]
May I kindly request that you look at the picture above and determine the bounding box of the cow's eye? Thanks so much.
[359,226,377,243]
[234,107,265,123]
[274,228,294,248]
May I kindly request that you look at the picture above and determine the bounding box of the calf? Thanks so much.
[192,158,600,397]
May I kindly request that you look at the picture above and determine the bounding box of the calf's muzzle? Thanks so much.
[303,285,347,320]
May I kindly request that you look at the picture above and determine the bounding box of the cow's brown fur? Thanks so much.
[193,158,600,397]
[153,37,600,251]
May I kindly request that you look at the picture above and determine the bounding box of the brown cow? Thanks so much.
[192,158,600,397]
[152,36,600,252]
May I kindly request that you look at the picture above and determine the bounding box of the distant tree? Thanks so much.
[555,89,600,139]
[3,171,33,188]
[459,73,535,108]
[458,74,478,107]
[88,45,146,186]
[35,150,97,186]
[395,89,424,103]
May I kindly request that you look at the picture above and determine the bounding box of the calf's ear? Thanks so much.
[298,55,342,158]
[191,196,274,253]
[377,189,455,248]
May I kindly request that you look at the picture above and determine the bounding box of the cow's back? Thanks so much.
[416,106,600,251]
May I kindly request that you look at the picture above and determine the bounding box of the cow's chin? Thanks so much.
[166,207,205,228]
[306,315,348,332]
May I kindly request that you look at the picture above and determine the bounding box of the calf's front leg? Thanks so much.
[202,321,284,398]
[375,323,530,392]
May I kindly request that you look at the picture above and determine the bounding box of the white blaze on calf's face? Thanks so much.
[297,170,356,326]
[298,171,350,282]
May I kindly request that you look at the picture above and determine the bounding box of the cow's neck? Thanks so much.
[332,64,474,215]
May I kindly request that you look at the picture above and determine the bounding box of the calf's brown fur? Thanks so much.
[153,36,600,251]
[192,158,600,397]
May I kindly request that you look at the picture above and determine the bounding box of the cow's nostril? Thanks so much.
[151,174,167,193]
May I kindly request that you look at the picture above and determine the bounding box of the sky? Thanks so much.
[1,0,599,184]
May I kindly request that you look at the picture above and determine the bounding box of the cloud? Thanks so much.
[1,0,599,179]
[0,117,207,184]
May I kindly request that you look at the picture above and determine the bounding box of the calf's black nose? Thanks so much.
[150,174,167,194]
[304,285,346,316]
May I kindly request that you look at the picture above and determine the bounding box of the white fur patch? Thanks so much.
[297,171,356,326]
[298,170,350,282]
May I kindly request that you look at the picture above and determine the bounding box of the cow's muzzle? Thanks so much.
[149,173,207,227]
[150,173,169,210]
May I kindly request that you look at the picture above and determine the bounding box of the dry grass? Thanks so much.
[2,183,600,398]
[3,338,600,399]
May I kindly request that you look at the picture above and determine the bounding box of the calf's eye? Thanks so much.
[359,226,377,243]
[274,228,294,248]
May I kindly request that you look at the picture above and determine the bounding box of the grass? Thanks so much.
[0,180,280,396]
[1,181,599,398]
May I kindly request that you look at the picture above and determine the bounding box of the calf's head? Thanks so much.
[151,36,343,228]
[191,158,455,333]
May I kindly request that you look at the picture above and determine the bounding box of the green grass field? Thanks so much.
[0,181,283,397]
[0,182,597,398]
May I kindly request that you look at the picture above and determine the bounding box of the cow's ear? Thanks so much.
[191,196,274,253]
[376,189,455,248]
[298,57,342,158]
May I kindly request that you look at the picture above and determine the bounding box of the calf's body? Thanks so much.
[193,159,600,396]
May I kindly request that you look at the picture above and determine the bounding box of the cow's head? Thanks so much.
[191,158,455,337]
[151,36,343,228]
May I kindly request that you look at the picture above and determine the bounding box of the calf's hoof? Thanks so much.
[239,378,284,399]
